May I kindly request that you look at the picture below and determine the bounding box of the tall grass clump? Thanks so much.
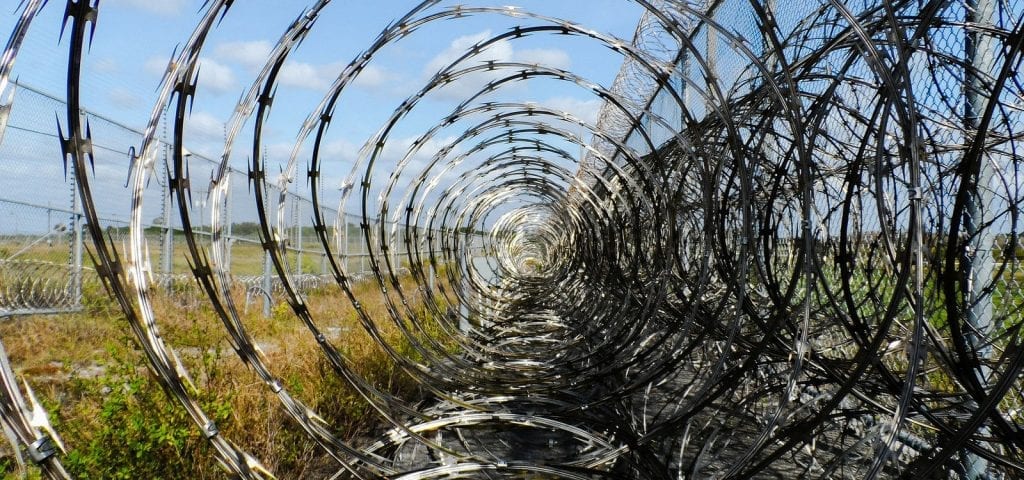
[0,266,456,478]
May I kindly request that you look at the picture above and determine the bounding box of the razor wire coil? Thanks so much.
[0,0,1023,478]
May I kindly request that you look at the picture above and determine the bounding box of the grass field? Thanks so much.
[0,265,456,479]
[0,229,436,279]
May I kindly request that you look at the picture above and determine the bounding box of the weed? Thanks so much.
[0,265,454,478]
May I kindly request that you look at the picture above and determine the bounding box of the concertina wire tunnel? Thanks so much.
[0,0,1023,478]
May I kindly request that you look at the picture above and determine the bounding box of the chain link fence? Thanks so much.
[590,0,1024,338]
[0,81,84,315]
[0,81,440,316]
[578,0,1024,475]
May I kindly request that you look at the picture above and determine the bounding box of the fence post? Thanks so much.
[428,226,436,291]
[363,217,371,274]
[70,170,83,308]
[391,219,398,270]
[705,9,717,115]
[964,0,996,477]
[296,196,303,277]
[161,147,173,277]
[262,250,272,318]
[342,212,350,273]
[224,173,233,272]
[262,172,274,318]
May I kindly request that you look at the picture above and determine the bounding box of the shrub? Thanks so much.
[56,345,229,479]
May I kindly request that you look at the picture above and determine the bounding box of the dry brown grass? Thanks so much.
[0,266,454,478]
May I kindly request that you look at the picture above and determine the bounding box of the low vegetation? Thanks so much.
[0,269,453,479]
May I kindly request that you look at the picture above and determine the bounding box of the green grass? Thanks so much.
[0,265,457,479]
[0,233,390,279]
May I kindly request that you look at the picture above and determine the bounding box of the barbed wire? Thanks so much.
[1,0,1023,478]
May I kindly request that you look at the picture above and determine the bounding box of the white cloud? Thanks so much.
[422,31,573,102]
[363,135,466,185]
[108,87,142,110]
[352,64,395,90]
[263,139,359,173]
[542,97,603,125]
[424,31,514,77]
[277,135,454,177]
[105,0,189,16]
[321,139,360,165]
[196,58,236,94]
[265,142,300,164]
[214,40,273,72]
[516,48,572,70]
[185,111,225,148]
[209,34,565,100]
[141,56,236,95]
[144,56,171,77]
[217,135,466,207]
[214,40,394,94]
[279,60,344,91]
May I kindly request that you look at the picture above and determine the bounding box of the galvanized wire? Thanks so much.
[1,0,1024,479]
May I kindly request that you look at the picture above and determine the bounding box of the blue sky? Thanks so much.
[0,0,644,230]
[2,0,642,155]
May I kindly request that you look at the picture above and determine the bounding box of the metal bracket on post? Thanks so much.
[26,435,56,464]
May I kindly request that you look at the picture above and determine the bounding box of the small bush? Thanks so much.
[1,267,454,478]
[56,346,229,479]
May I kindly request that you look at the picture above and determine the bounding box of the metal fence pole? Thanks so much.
[161,146,173,276]
[362,217,370,274]
[296,196,303,277]
[428,226,436,291]
[391,219,398,270]
[705,11,717,116]
[224,173,233,272]
[343,212,350,273]
[764,0,776,72]
[964,0,996,477]
[263,175,274,318]
[70,168,83,308]
[262,250,272,318]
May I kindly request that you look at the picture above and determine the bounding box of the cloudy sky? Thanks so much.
[0,0,643,229]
